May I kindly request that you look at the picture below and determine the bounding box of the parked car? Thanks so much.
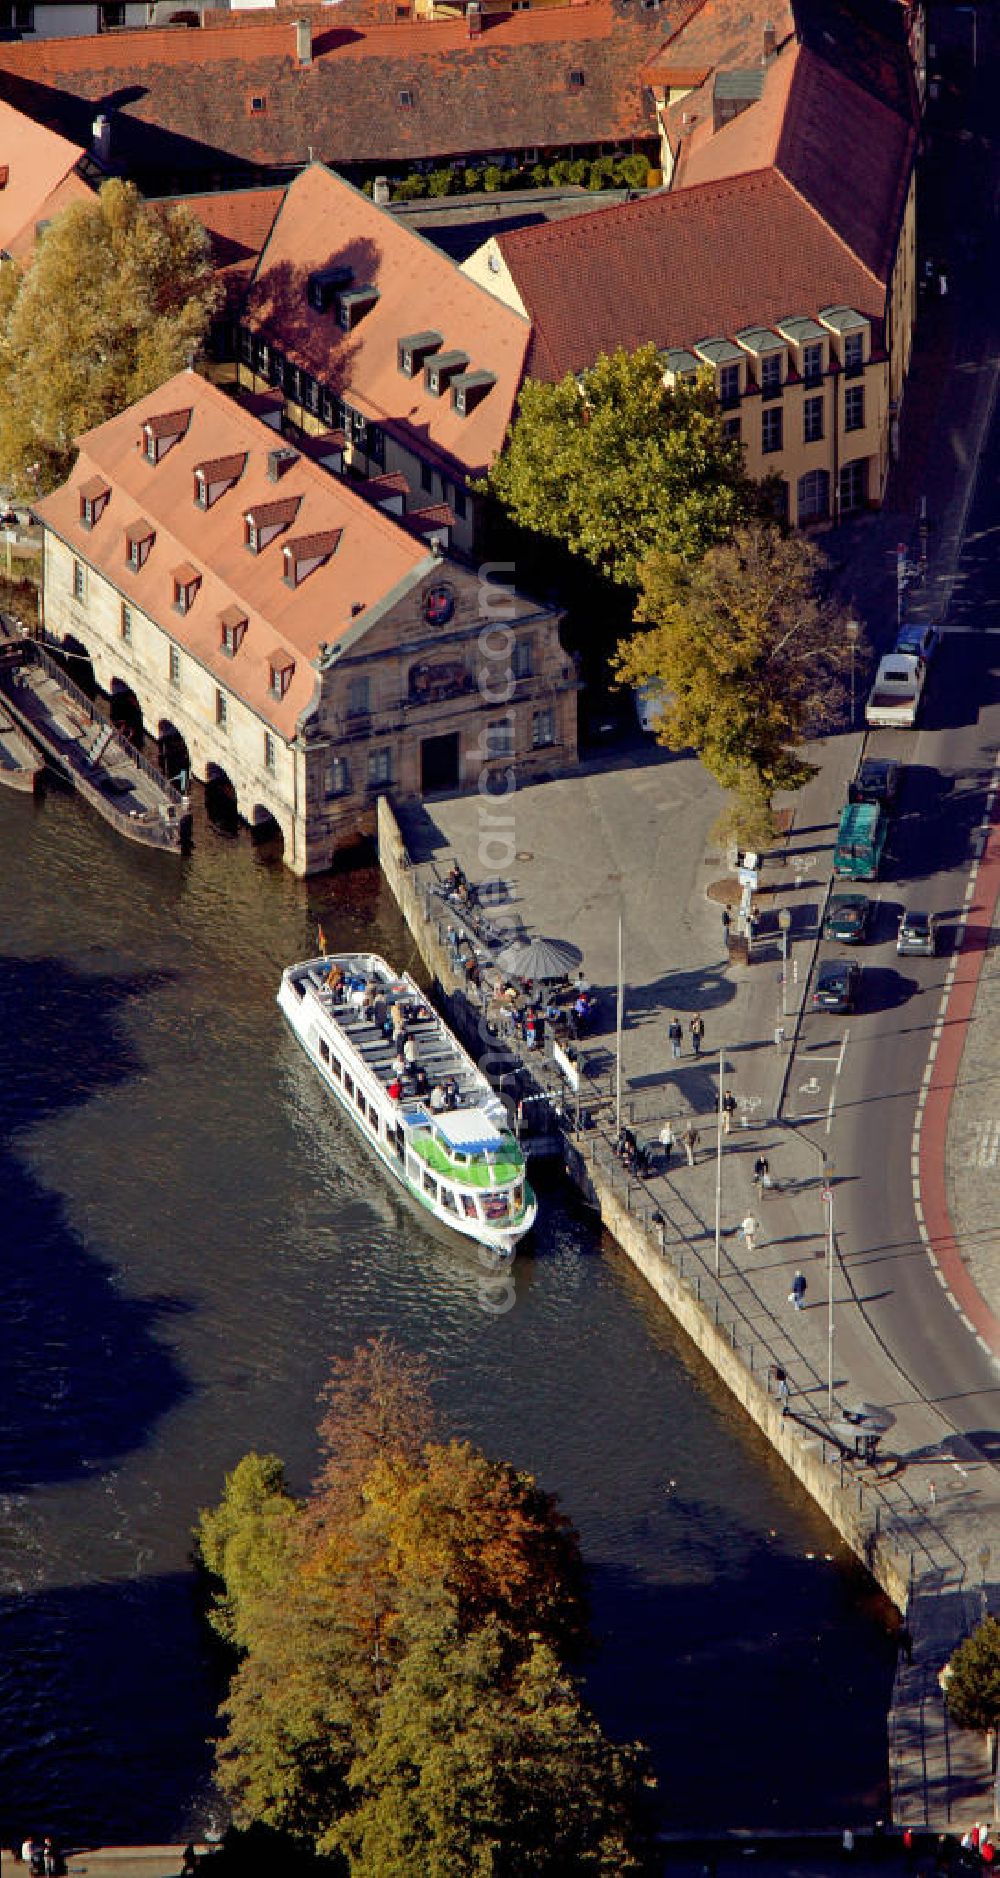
[812,958,860,1013]
[849,757,901,809]
[824,893,873,944]
[0,509,19,529]
[896,910,938,957]
[895,621,941,664]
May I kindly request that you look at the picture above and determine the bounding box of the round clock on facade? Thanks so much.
[423,583,455,626]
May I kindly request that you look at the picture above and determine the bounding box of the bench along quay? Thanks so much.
[0,623,191,852]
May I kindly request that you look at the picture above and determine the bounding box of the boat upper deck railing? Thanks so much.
[23,638,188,808]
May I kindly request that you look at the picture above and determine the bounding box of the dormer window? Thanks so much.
[398,330,443,378]
[249,94,267,113]
[281,529,342,589]
[219,605,248,657]
[759,351,783,399]
[424,350,468,397]
[451,369,496,417]
[172,563,201,614]
[79,476,110,529]
[194,453,245,509]
[569,68,585,87]
[802,342,824,386]
[141,407,191,465]
[243,495,301,553]
[399,88,414,107]
[336,286,380,333]
[268,649,296,698]
[125,519,154,571]
[843,330,865,376]
[718,362,741,408]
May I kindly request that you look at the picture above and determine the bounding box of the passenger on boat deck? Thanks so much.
[443,1078,459,1109]
[349,983,367,1012]
[387,1076,403,1101]
[381,1015,394,1039]
[413,1065,429,1095]
[429,1083,447,1111]
[403,1036,418,1066]
[391,1004,407,1038]
[326,964,345,998]
[372,995,387,1028]
[392,1051,406,1078]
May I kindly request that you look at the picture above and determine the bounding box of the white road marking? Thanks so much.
[826,1029,850,1134]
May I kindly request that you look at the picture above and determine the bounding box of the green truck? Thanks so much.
[833,800,888,880]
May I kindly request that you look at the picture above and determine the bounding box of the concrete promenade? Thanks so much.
[389,78,1000,1826]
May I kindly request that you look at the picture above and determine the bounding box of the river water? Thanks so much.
[0,781,896,1847]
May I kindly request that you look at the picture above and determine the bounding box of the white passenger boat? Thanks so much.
[277,952,537,1258]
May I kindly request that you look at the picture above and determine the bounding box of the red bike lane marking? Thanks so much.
[919,797,1000,1353]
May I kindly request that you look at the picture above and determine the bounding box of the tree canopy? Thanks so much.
[195,1336,650,1873]
[0,179,218,496]
[485,345,757,588]
[614,522,854,843]
[944,1616,1000,1736]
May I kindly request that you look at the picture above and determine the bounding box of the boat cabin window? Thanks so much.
[319,1039,330,1064]
[331,1056,342,1081]
[422,1171,438,1199]
[441,1189,459,1213]
[356,1089,367,1118]
[344,1072,354,1097]
[461,1195,478,1219]
[407,1153,421,1179]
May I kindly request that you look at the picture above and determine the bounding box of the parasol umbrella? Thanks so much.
[495,935,583,982]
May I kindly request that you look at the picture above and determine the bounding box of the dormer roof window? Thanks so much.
[194,453,246,509]
[424,350,468,397]
[219,604,248,657]
[337,286,379,333]
[307,264,353,312]
[398,330,443,378]
[125,518,155,571]
[268,648,296,697]
[451,369,496,417]
[141,407,192,464]
[79,476,110,529]
[569,68,585,87]
[172,563,201,614]
[281,529,342,589]
[243,495,300,553]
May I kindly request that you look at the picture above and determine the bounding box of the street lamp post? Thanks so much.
[777,907,792,1018]
[845,619,861,727]
[715,1046,724,1276]
[980,1545,992,1622]
[823,1172,835,1416]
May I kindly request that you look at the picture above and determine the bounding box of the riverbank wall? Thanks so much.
[378,797,912,1609]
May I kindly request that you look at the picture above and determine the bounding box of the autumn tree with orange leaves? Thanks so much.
[195,1336,651,1875]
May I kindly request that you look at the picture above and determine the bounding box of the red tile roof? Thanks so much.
[243,163,532,483]
[491,168,886,383]
[164,186,287,310]
[34,369,435,737]
[0,4,687,177]
[0,95,92,257]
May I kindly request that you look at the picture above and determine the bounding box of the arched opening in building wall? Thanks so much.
[57,634,97,699]
[248,804,285,865]
[157,720,192,792]
[204,762,240,837]
[110,679,144,746]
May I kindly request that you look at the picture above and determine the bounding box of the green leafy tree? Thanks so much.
[196,1451,299,1650]
[945,1616,1000,1736]
[0,179,218,496]
[614,522,853,840]
[486,346,755,588]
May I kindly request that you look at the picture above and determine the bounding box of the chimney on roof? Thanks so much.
[466,0,483,36]
[762,18,776,60]
[373,175,390,207]
[295,17,313,64]
[92,114,112,165]
[267,446,300,482]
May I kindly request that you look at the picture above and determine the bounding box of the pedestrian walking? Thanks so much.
[789,1269,807,1310]
[928,1479,937,1507]
[668,1017,683,1060]
[777,1373,790,1415]
[747,906,760,947]
[659,1120,674,1168]
[721,1089,737,1134]
[753,1153,770,1191]
[740,1214,759,1254]
[721,906,732,943]
[689,1013,705,1057]
[682,1124,700,1167]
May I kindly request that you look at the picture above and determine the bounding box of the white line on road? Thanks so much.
[826,1028,849,1135]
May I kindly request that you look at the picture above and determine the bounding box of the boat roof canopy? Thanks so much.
[433,1108,507,1154]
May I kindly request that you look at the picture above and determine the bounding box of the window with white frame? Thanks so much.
[844,384,865,432]
[120,603,133,643]
[759,351,783,399]
[326,757,350,796]
[532,707,555,748]
[719,361,741,408]
[367,748,391,788]
[843,330,864,375]
[71,559,86,601]
[797,468,830,523]
[802,342,823,386]
[803,396,824,444]
[512,637,533,680]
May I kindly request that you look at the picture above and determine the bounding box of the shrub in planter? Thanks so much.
[566,158,588,187]
[616,153,650,189]
[392,173,427,200]
[428,169,454,196]
[530,163,549,188]
[587,155,616,190]
[547,158,573,186]
[483,166,504,192]
[361,179,375,198]
[463,167,482,191]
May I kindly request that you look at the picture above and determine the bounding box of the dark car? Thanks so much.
[824,893,873,944]
[812,958,860,1013]
[895,621,940,664]
[849,757,901,809]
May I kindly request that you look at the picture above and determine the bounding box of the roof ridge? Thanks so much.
[769,169,884,291]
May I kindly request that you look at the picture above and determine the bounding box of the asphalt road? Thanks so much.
[786,513,1000,1461]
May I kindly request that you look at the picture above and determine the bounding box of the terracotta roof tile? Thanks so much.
[0,95,91,257]
[245,494,300,528]
[164,186,286,310]
[196,452,247,482]
[33,369,434,737]
[145,407,193,439]
[243,163,532,482]
[78,474,110,500]
[284,528,343,561]
[0,4,690,177]
[172,560,200,584]
[492,168,886,383]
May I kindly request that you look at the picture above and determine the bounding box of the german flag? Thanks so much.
[317,923,328,956]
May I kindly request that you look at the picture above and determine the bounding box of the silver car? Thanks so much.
[897,910,938,957]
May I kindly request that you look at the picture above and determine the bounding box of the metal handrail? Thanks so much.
[30,637,186,806]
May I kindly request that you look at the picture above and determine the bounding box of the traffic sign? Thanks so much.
[821,1187,834,1203]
